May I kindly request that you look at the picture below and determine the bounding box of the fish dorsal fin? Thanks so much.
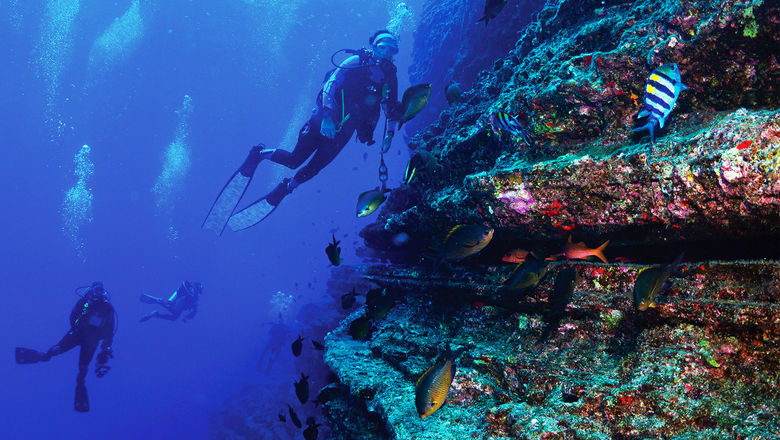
[416,363,437,387]
[445,225,463,241]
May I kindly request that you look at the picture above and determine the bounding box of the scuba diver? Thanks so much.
[203,29,402,234]
[139,280,203,322]
[15,281,116,413]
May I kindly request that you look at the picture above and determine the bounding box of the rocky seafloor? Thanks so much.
[214,0,779,438]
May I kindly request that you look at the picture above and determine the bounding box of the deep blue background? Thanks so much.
[0,1,423,438]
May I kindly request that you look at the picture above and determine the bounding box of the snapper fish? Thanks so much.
[632,63,688,143]
[490,112,533,146]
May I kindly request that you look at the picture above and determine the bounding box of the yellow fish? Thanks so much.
[415,348,464,418]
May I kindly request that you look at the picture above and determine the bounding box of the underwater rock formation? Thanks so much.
[364,0,779,256]
[322,0,780,438]
[323,260,779,438]
[404,0,542,136]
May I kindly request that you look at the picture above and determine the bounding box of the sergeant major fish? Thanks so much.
[631,63,688,143]
[490,111,533,146]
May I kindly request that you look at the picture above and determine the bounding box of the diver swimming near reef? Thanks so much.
[15,282,116,412]
[203,30,405,233]
[139,280,203,322]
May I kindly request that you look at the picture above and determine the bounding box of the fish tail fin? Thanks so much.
[669,251,685,273]
[631,121,656,143]
[594,240,610,264]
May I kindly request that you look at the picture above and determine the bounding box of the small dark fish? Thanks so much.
[278,411,286,422]
[398,83,431,130]
[325,234,343,266]
[632,63,687,144]
[288,404,302,428]
[633,253,684,311]
[314,383,345,407]
[292,335,304,357]
[444,81,462,106]
[415,346,466,418]
[477,0,508,26]
[547,267,577,319]
[366,288,394,320]
[294,373,310,404]
[357,187,390,218]
[341,287,358,309]
[311,340,325,351]
[348,314,371,341]
[498,253,549,299]
[303,417,321,440]
[435,224,494,262]
[490,112,532,146]
[403,149,439,185]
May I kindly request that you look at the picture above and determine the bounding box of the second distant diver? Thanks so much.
[203,30,402,233]
[15,281,116,413]
[139,280,203,322]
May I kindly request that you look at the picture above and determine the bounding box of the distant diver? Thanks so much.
[203,30,403,233]
[15,281,116,412]
[139,280,203,322]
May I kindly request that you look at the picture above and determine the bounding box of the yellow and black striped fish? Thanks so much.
[632,63,688,143]
[415,348,464,418]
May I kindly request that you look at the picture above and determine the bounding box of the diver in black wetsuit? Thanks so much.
[15,281,116,412]
[203,30,402,233]
[139,280,203,322]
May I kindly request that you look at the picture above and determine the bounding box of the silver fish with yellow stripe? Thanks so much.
[632,63,688,143]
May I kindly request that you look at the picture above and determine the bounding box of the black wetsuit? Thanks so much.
[263,51,401,206]
[48,296,115,385]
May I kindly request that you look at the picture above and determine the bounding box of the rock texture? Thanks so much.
[404,0,542,137]
[364,0,779,256]
[324,260,780,439]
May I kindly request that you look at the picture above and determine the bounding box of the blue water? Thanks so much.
[0,1,421,438]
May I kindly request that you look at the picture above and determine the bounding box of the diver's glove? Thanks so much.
[381,130,394,153]
[320,116,337,139]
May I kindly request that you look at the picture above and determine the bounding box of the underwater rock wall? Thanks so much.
[364,0,780,256]
[324,260,779,438]
[322,0,780,438]
[404,0,542,137]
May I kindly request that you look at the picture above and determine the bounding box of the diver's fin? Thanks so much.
[227,198,277,231]
[202,147,265,235]
[74,382,89,412]
[15,347,45,364]
[139,294,160,304]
